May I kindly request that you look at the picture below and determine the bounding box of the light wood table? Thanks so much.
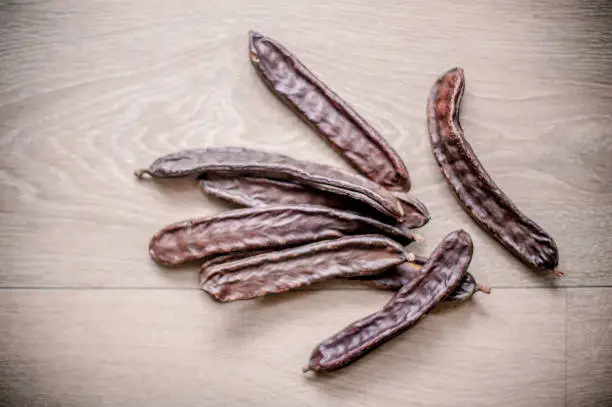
[1,1,611,406]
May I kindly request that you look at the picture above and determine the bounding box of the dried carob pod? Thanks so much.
[205,249,487,302]
[249,31,411,190]
[136,147,405,222]
[149,205,421,266]
[303,230,473,373]
[200,235,416,302]
[427,67,559,273]
[200,175,429,228]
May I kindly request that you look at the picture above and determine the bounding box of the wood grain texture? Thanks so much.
[0,0,611,405]
[567,288,612,407]
[0,0,611,288]
[0,289,565,407]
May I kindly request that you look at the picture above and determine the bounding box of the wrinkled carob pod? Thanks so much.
[200,175,429,228]
[303,230,473,373]
[200,235,416,302]
[249,31,411,191]
[204,248,488,302]
[136,147,405,222]
[427,67,559,273]
[149,205,420,266]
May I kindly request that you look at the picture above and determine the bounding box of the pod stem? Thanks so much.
[476,283,492,294]
[302,366,312,373]
[554,269,565,277]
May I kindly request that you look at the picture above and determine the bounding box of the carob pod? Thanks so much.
[135,147,405,222]
[204,249,486,302]
[303,230,473,373]
[427,68,560,273]
[249,31,410,191]
[200,235,416,302]
[200,175,430,228]
[149,205,421,266]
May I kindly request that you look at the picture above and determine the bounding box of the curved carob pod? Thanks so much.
[200,175,430,228]
[135,147,405,222]
[303,230,473,373]
[427,68,559,273]
[200,235,416,302]
[148,205,421,266]
[249,31,411,191]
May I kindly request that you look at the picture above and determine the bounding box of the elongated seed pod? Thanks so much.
[303,230,472,373]
[149,205,419,266]
[203,250,484,301]
[200,235,416,302]
[427,68,559,271]
[200,176,430,228]
[249,31,410,191]
[202,250,427,277]
[135,147,404,222]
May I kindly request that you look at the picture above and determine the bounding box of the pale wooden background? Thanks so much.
[1,0,611,406]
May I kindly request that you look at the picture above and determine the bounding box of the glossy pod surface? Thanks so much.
[136,147,404,222]
[427,68,558,271]
[249,31,410,190]
[148,205,418,266]
[304,230,473,373]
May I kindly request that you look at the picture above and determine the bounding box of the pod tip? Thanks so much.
[302,366,312,373]
[248,31,262,62]
[476,283,492,294]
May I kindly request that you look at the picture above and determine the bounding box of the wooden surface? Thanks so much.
[0,0,611,406]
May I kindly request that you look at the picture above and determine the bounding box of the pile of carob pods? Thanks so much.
[135,31,561,374]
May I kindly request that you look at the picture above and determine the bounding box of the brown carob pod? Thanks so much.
[303,230,473,373]
[427,68,559,273]
[200,176,429,228]
[249,31,410,191]
[200,235,416,302]
[148,205,420,266]
[204,248,486,302]
[135,147,404,222]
